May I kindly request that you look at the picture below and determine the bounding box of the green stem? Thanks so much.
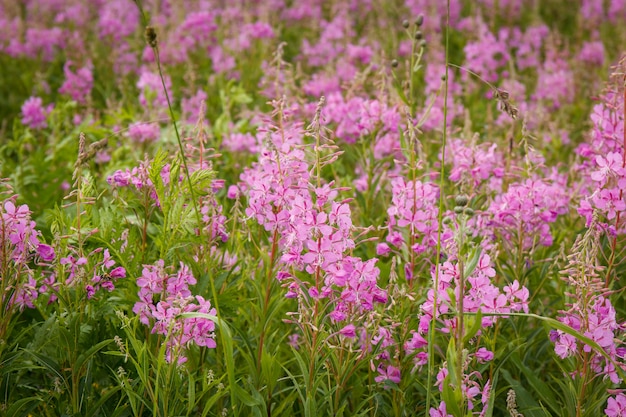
[426,0,450,412]
[132,2,235,414]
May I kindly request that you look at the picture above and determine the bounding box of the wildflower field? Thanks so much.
[2,0,626,416]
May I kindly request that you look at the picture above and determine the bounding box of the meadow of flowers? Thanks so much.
[1,0,625,416]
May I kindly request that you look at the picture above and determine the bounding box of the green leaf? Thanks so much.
[463,309,483,343]
[84,385,123,417]
[500,369,552,417]
[75,339,113,372]
[463,247,482,278]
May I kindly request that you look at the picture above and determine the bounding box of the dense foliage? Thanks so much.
[1,0,625,416]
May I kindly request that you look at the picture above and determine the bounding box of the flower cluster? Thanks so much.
[382,176,441,279]
[418,253,528,413]
[128,123,161,144]
[84,249,126,299]
[552,224,626,386]
[446,138,505,191]
[21,96,53,130]
[576,80,626,233]
[239,113,387,322]
[58,61,93,104]
[487,178,570,250]
[1,199,56,310]
[133,260,217,363]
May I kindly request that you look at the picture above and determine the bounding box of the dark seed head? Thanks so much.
[145,26,157,48]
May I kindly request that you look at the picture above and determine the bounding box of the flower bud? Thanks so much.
[455,194,469,207]
[464,207,475,217]
[391,59,399,68]
[415,30,423,40]
[416,14,424,27]
[402,19,410,29]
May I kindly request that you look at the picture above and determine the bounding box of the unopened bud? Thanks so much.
[455,195,469,207]
[454,206,464,214]
[419,39,427,48]
[402,19,410,29]
[391,59,399,68]
[416,14,424,27]
[415,30,423,40]
[464,207,475,217]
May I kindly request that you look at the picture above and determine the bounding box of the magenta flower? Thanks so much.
[606,394,626,417]
[374,364,401,384]
[475,347,494,363]
[21,97,52,129]
[591,153,624,186]
[429,401,453,417]
[339,324,356,338]
[128,123,160,143]
[133,261,218,362]
[58,61,93,104]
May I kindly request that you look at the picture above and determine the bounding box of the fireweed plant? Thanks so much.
[1,0,626,416]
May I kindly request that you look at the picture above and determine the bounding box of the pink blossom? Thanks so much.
[605,394,626,417]
[375,364,401,384]
[429,401,453,417]
[21,97,52,129]
[59,61,93,104]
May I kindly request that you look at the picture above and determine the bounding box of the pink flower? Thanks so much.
[227,185,240,199]
[128,123,160,143]
[591,153,624,185]
[430,401,453,417]
[59,61,93,104]
[554,333,577,359]
[475,347,494,363]
[375,364,401,384]
[376,243,391,256]
[339,324,356,338]
[21,97,52,129]
[605,394,626,417]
